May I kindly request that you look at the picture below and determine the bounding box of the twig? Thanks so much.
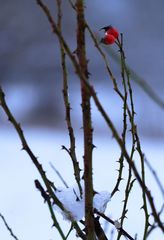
[56,0,82,197]
[0,212,19,240]
[94,209,135,240]
[146,203,164,238]
[65,223,73,239]
[144,157,164,199]
[111,34,128,198]
[116,35,136,240]
[49,161,69,188]
[116,35,151,239]
[102,38,164,109]
[35,179,66,240]
[94,217,108,240]
[68,0,76,9]
[136,134,150,239]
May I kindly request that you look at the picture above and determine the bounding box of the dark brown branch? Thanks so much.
[76,0,95,238]
[94,217,108,240]
[35,179,50,202]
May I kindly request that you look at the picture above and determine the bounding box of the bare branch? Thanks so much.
[94,209,135,240]
[0,213,19,240]
[56,0,82,197]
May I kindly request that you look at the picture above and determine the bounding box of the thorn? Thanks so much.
[51,223,56,228]
[92,144,97,149]
[72,48,77,54]
[99,25,112,31]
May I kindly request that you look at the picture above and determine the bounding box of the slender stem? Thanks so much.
[144,157,164,198]
[117,35,151,239]
[111,36,127,198]
[116,35,134,240]
[94,210,135,240]
[56,0,82,197]
[135,134,150,240]
[35,179,66,240]
[0,213,19,240]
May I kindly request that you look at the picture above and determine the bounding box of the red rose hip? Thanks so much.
[101,34,116,45]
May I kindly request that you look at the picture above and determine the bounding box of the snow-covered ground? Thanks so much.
[0,127,163,240]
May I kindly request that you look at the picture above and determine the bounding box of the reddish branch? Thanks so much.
[76,0,95,238]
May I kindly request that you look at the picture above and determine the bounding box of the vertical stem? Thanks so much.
[56,0,82,197]
[76,0,94,239]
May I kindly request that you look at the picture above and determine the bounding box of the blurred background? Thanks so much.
[0,0,164,136]
[0,1,164,240]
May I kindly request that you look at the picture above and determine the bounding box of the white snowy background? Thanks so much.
[0,125,164,240]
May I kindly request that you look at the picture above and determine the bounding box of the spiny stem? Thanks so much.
[94,209,135,240]
[76,0,95,238]
[56,0,82,197]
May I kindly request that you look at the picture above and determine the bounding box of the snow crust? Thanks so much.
[54,182,111,221]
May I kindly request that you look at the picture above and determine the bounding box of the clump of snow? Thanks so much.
[54,185,84,221]
[53,182,111,221]
[93,191,111,213]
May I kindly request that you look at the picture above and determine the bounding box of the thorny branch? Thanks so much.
[56,0,82,197]
[76,0,95,238]
[116,35,135,240]
[94,209,135,240]
[0,87,86,240]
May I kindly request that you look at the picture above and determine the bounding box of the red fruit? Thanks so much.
[106,27,119,39]
[101,34,116,45]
